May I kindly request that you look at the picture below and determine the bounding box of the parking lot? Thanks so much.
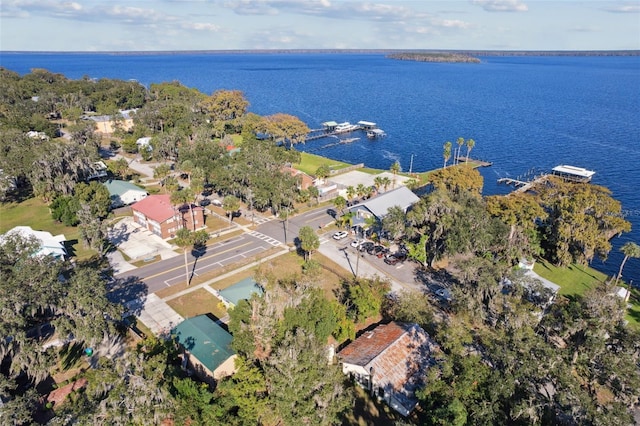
[107,217,178,262]
[325,232,425,292]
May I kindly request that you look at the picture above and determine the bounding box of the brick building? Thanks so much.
[131,194,204,239]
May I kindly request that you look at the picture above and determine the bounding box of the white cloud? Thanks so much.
[471,0,528,13]
[224,0,430,22]
[184,22,221,31]
[437,19,471,29]
[603,4,640,13]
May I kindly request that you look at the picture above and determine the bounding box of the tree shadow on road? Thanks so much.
[107,275,148,316]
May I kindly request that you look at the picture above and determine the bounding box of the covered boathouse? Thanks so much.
[551,165,595,183]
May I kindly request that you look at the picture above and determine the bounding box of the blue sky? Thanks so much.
[1,1,638,51]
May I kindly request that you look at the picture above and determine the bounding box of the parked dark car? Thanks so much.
[384,255,400,266]
[377,248,390,258]
[372,245,385,257]
[394,251,408,262]
[327,209,337,218]
[360,242,375,252]
[199,198,211,207]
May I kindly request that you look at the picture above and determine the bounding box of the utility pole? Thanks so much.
[409,154,414,175]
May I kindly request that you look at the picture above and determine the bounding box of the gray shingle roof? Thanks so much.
[349,186,419,219]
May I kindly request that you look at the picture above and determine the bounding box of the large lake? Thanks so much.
[1,52,639,281]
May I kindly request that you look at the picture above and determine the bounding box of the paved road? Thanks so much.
[109,203,431,306]
[111,233,279,301]
[256,206,335,244]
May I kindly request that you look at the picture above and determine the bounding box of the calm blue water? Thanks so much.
[1,52,639,282]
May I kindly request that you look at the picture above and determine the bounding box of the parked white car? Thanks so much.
[350,239,363,248]
[332,231,349,240]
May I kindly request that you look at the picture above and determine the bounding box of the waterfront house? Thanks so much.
[1,226,67,260]
[131,194,204,239]
[337,322,437,417]
[348,186,419,226]
[103,179,148,208]
[172,315,237,385]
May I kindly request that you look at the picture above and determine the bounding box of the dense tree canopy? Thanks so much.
[535,177,630,266]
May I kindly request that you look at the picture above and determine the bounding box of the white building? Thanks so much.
[2,226,67,260]
[103,180,148,208]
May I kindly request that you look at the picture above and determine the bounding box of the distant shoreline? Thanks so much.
[2,49,639,57]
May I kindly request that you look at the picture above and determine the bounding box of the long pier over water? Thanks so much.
[498,174,549,193]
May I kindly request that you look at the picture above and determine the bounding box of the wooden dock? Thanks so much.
[305,125,364,141]
[498,174,549,193]
[456,157,493,167]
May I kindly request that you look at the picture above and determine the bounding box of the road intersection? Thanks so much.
[111,204,427,305]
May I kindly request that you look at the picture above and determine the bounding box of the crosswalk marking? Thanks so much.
[253,216,274,225]
[248,231,282,247]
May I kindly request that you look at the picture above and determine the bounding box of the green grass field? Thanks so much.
[534,258,639,329]
[533,259,609,296]
[0,197,97,260]
[295,152,352,176]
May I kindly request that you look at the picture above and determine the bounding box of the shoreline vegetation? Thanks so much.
[387,52,481,63]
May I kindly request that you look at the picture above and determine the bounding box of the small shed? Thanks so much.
[172,315,237,385]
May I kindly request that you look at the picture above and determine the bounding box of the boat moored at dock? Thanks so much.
[366,128,386,139]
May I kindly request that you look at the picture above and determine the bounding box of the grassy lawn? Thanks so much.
[205,215,231,232]
[206,251,348,300]
[0,197,97,260]
[534,258,639,329]
[295,152,351,176]
[533,259,608,296]
[154,246,284,299]
[166,288,227,320]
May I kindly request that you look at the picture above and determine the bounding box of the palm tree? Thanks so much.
[373,176,383,194]
[615,242,640,285]
[179,160,194,185]
[443,141,452,169]
[308,185,320,205]
[163,176,179,194]
[346,186,356,203]
[333,196,347,214]
[356,183,366,200]
[456,137,465,165]
[465,138,476,163]
[381,176,392,192]
[390,161,401,189]
[173,228,195,286]
[171,188,196,230]
[223,195,240,228]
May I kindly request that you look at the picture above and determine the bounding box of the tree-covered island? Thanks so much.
[387,52,481,63]
[1,67,639,425]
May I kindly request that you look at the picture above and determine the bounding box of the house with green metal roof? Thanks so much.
[103,179,148,208]
[172,315,236,385]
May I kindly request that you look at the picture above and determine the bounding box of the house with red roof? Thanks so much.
[337,322,437,417]
[282,166,316,190]
[131,194,204,239]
